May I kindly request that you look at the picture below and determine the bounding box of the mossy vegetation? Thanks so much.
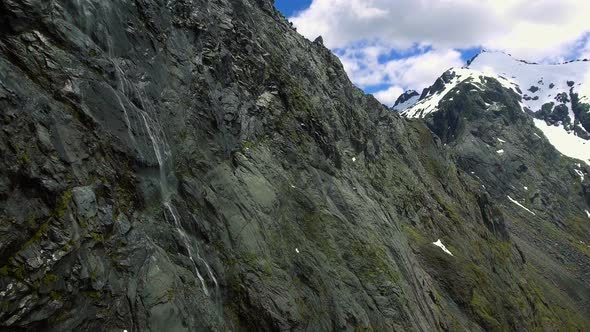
[0,301,10,313]
[89,232,105,243]
[432,191,464,224]
[55,189,73,218]
[350,239,400,283]
[41,273,58,286]
[18,152,31,165]
[419,236,590,331]
[22,220,50,249]
[0,265,10,277]
[49,290,64,302]
[241,140,256,150]
[401,224,426,243]
[165,288,175,302]
[0,259,26,281]
[566,216,590,243]
[83,290,103,300]
[470,291,502,330]
[300,210,339,262]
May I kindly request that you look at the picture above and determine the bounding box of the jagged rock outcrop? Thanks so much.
[0,1,588,331]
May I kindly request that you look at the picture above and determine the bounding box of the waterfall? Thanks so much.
[191,214,220,294]
[164,202,209,296]
[112,60,217,297]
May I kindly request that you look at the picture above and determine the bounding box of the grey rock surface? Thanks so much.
[0,0,588,331]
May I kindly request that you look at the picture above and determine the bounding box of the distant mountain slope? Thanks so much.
[398,51,590,329]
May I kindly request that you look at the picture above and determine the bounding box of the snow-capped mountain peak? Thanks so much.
[468,51,590,121]
[400,51,590,165]
[391,90,420,111]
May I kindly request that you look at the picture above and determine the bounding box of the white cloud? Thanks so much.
[337,44,389,87]
[382,49,464,91]
[291,0,496,50]
[579,37,590,60]
[342,47,463,104]
[373,85,404,106]
[290,0,590,103]
[291,0,590,61]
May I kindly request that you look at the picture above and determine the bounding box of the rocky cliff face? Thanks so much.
[0,1,588,331]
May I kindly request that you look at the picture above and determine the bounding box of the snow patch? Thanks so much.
[574,169,585,182]
[496,149,505,154]
[507,196,536,216]
[392,95,420,112]
[533,119,590,165]
[402,66,518,119]
[497,138,506,143]
[586,210,590,219]
[469,52,590,122]
[402,52,590,135]
[432,239,454,256]
[295,248,300,254]
[352,157,356,162]
[400,51,590,166]
[402,68,485,118]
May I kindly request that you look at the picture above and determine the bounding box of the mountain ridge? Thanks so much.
[399,51,590,165]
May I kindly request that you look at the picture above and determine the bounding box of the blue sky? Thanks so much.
[275,0,311,17]
[275,0,590,105]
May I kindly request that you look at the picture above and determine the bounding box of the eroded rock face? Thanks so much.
[0,0,588,331]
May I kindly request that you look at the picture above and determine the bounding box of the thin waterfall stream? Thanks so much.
[164,202,209,296]
[113,60,217,297]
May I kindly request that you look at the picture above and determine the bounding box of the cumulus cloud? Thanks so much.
[382,49,464,91]
[337,44,390,87]
[372,86,404,106]
[290,0,590,105]
[292,0,590,60]
[578,35,590,60]
[291,0,494,50]
[340,47,463,105]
